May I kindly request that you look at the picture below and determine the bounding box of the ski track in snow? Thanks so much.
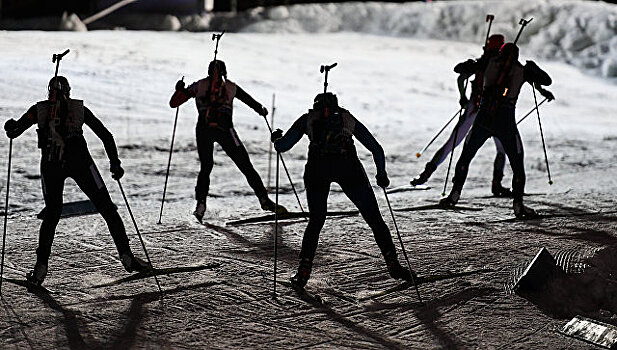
[0,31,615,349]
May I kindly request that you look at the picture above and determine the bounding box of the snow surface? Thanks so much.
[0,4,616,348]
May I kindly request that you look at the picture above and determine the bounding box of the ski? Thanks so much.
[487,209,617,224]
[37,199,117,220]
[386,184,431,194]
[92,263,220,288]
[2,277,55,294]
[225,210,359,226]
[278,280,324,306]
[394,203,483,212]
[359,268,494,301]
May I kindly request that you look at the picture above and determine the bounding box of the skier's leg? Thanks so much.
[69,160,129,255]
[412,108,476,186]
[498,130,528,209]
[491,137,511,196]
[218,128,280,210]
[430,108,477,167]
[441,124,491,206]
[195,127,214,202]
[70,159,149,272]
[34,164,65,281]
[292,165,330,287]
[338,160,414,281]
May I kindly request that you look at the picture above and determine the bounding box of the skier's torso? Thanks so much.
[35,98,89,162]
[306,107,356,158]
[483,57,525,108]
[191,77,237,128]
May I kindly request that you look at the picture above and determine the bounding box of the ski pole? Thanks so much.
[531,84,553,185]
[273,153,280,299]
[485,14,495,45]
[158,76,184,224]
[514,18,533,45]
[262,117,307,216]
[266,93,275,192]
[117,180,163,298]
[0,139,13,295]
[516,97,548,125]
[382,188,422,303]
[442,79,469,196]
[415,108,460,158]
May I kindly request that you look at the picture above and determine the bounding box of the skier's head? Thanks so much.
[48,76,70,99]
[313,92,338,111]
[499,42,519,62]
[208,60,227,79]
[484,34,505,54]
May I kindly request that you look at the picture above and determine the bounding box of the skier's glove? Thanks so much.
[4,119,20,139]
[175,80,185,91]
[376,172,390,188]
[110,161,124,180]
[259,106,268,117]
[459,95,469,108]
[537,87,555,102]
[271,129,283,143]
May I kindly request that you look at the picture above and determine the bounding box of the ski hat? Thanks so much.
[208,60,227,78]
[313,92,338,110]
[499,42,519,61]
[484,34,505,52]
[48,76,70,99]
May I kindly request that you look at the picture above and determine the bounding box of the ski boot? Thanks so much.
[26,262,48,286]
[439,189,460,209]
[121,252,151,273]
[290,258,312,289]
[193,199,206,223]
[384,251,416,282]
[491,181,513,197]
[260,197,288,215]
[513,200,537,219]
[410,162,436,186]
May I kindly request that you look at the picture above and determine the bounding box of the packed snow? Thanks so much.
[0,1,616,348]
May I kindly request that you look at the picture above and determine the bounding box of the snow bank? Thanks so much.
[229,1,617,78]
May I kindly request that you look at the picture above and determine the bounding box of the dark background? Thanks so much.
[1,0,615,18]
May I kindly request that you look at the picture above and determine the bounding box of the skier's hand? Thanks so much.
[4,119,20,139]
[259,106,268,117]
[271,129,283,143]
[110,162,124,180]
[175,80,185,91]
[538,88,555,102]
[459,95,469,108]
[376,172,390,188]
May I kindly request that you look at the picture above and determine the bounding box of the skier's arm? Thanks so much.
[169,80,196,108]
[4,105,37,139]
[273,114,307,153]
[84,107,121,166]
[353,118,386,176]
[524,61,554,101]
[235,85,267,116]
[524,61,552,86]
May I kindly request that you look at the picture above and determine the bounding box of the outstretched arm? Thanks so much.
[169,80,196,108]
[353,118,386,176]
[4,105,37,139]
[525,61,554,100]
[235,85,267,116]
[273,114,307,153]
[84,107,120,165]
